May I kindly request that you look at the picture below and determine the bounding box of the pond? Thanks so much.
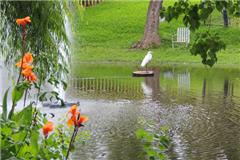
[43,63,240,160]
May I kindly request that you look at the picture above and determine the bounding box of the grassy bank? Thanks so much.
[73,1,240,68]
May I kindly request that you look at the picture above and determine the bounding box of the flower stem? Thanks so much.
[65,126,79,160]
[16,26,26,84]
[10,26,26,119]
[8,103,16,119]
[23,88,28,107]
[36,74,42,105]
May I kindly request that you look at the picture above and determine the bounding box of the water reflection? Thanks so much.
[65,65,240,160]
[202,78,207,97]
[70,77,144,100]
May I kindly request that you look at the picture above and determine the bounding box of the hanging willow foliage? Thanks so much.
[0,1,73,104]
[0,1,67,59]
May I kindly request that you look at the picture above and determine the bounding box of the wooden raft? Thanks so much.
[132,70,154,77]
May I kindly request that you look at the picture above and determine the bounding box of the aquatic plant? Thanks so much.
[136,126,171,160]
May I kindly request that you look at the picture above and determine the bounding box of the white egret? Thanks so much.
[141,51,152,71]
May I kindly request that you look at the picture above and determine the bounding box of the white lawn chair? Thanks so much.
[172,27,190,48]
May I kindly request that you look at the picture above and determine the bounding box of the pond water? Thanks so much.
[46,63,240,160]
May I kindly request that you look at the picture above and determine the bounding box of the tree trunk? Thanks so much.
[133,0,163,49]
[222,7,229,27]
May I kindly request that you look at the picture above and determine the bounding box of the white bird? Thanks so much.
[141,51,152,71]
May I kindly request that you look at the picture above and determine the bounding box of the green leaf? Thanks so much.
[61,80,67,90]
[190,31,225,67]
[39,92,48,102]
[160,126,169,133]
[2,88,9,120]
[12,83,29,104]
[136,128,153,143]
[159,136,170,148]
[12,104,33,126]
[19,131,39,157]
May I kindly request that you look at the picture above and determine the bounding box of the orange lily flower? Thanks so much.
[23,52,33,63]
[69,105,78,114]
[23,71,37,82]
[16,60,27,68]
[16,52,37,82]
[21,68,37,82]
[22,67,32,77]
[24,65,33,70]
[16,53,33,68]
[24,16,31,23]
[67,105,89,127]
[16,16,31,27]
[77,115,88,127]
[27,72,37,82]
[42,121,54,138]
[67,105,80,126]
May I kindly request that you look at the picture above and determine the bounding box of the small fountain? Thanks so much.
[0,6,15,107]
[43,14,73,107]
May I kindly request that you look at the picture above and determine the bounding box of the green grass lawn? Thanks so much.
[72,1,240,68]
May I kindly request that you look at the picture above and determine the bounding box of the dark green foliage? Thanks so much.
[190,31,226,67]
[8,82,30,119]
[232,0,240,16]
[12,82,29,105]
[1,106,70,159]
[162,0,213,31]
[198,1,215,21]
[183,4,201,30]
[215,0,240,17]
[12,104,33,126]
[160,0,239,67]
[1,105,33,159]
[136,127,171,160]
[162,0,240,30]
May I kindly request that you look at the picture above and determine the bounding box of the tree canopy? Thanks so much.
[137,0,240,67]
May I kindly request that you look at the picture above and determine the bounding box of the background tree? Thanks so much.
[133,0,163,49]
[134,0,240,66]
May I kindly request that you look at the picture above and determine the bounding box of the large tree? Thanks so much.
[133,0,163,49]
[134,0,240,66]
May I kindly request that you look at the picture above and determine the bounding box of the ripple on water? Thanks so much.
[44,66,240,160]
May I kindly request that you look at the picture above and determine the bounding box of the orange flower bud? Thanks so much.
[42,121,54,138]
[16,16,31,27]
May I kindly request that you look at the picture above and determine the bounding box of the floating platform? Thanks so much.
[132,70,154,77]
